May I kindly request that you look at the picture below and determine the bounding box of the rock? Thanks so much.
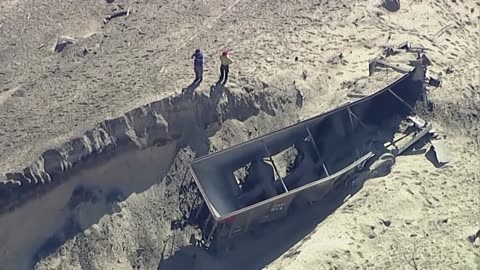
[293,82,304,108]
[381,219,392,227]
[382,0,400,12]
[53,36,75,53]
[260,81,269,89]
[467,229,480,243]
[302,70,308,80]
[467,235,476,243]
[242,85,254,93]
[295,89,304,108]
[362,225,377,239]
[11,88,26,97]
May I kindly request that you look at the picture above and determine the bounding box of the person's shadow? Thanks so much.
[182,79,202,96]
[209,82,225,105]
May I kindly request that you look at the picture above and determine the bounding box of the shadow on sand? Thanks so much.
[182,80,202,96]
[158,181,364,270]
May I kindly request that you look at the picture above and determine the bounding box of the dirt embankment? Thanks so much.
[0,85,298,270]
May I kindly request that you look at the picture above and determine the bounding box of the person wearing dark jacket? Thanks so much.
[191,49,204,83]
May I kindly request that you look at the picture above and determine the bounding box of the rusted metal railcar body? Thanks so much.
[189,65,427,251]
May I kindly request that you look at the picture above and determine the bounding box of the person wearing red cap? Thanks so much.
[218,51,233,84]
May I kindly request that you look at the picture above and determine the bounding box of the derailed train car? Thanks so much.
[189,64,428,251]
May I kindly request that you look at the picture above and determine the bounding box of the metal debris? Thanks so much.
[103,8,131,24]
[430,139,450,164]
[427,76,442,87]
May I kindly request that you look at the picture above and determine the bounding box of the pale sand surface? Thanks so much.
[0,0,479,269]
[4,0,478,175]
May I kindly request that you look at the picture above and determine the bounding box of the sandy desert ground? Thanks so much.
[1,0,479,269]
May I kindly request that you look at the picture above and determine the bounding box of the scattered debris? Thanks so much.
[76,48,89,57]
[445,66,454,74]
[429,138,450,164]
[327,53,346,65]
[347,93,368,103]
[427,76,442,87]
[383,46,399,57]
[408,115,427,129]
[398,41,411,51]
[432,23,454,40]
[395,121,432,155]
[428,128,439,139]
[242,85,254,93]
[53,36,75,53]
[103,8,131,24]
[398,42,431,53]
[369,58,411,75]
[293,81,304,108]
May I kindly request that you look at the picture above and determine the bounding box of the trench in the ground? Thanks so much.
[2,79,477,270]
[0,84,297,270]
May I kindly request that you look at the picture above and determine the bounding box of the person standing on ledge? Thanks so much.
[191,48,204,84]
[218,51,233,85]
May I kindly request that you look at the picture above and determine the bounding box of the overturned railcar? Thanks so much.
[189,66,426,250]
